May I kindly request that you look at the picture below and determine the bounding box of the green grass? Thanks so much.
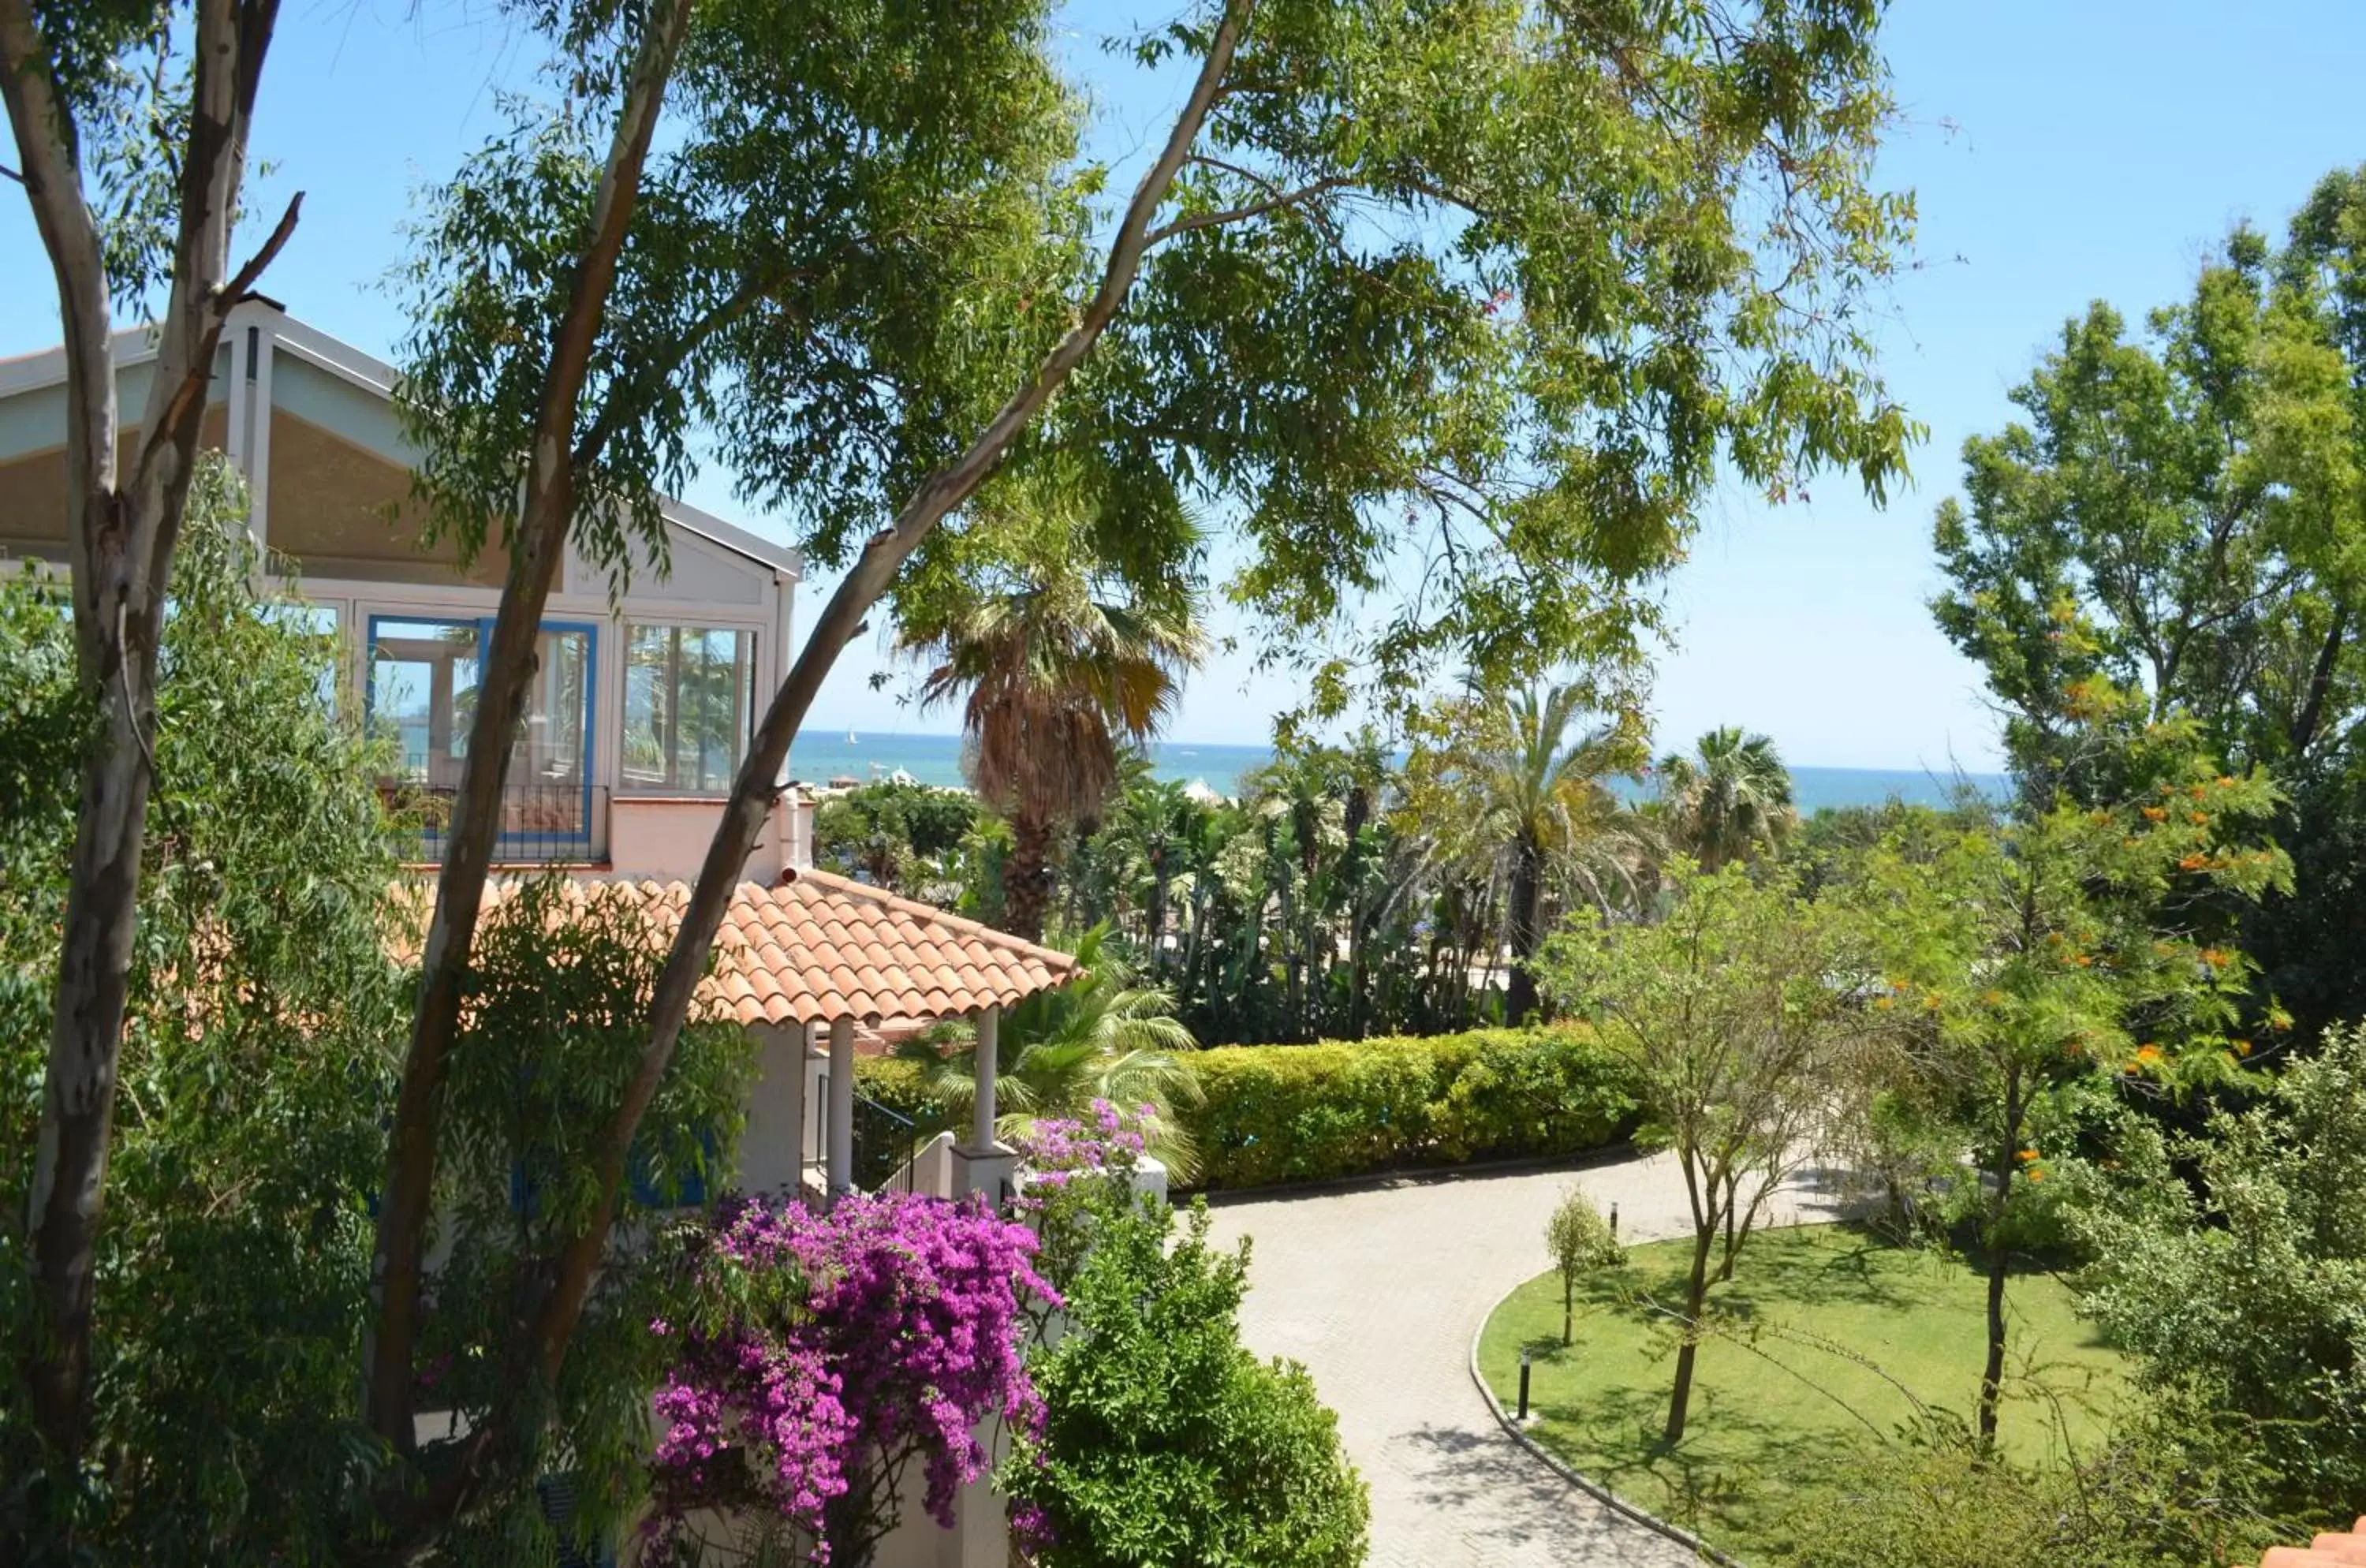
[1476,1223,2128,1564]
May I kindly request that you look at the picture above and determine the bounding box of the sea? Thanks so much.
[790,730,2005,814]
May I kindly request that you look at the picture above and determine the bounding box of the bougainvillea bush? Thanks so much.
[644,1191,1054,1566]
[1015,1100,1153,1189]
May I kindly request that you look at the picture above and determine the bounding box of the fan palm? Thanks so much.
[1655,726,1797,872]
[892,926,1204,1179]
[902,561,1201,942]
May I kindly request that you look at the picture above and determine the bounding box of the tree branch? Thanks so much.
[1145,170,1353,245]
[513,0,1257,1442]
[367,0,700,1475]
[222,189,302,304]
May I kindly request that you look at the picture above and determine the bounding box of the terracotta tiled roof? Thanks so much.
[2262,1521,2366,1566]
[459,870,1077,1029]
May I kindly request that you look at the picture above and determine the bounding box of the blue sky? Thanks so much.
[6,1,2365,767]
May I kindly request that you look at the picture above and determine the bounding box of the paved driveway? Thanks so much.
[1202,1152,1853,1567]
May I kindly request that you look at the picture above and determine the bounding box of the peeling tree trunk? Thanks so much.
[0,0,294,1468]
[472,0,1255,1514]
[361,0,696,1467]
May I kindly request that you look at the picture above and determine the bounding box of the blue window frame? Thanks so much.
[365,614,600,859]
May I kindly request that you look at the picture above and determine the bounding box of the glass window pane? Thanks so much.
[368,618,480,786]
[624,623,752,793]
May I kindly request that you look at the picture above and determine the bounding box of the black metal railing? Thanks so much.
[852,1093,924,1194]
[380,780,606,864]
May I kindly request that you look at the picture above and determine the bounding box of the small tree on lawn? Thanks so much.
[1849,711,2286,1450]
[1543,861,1867,1443]
[1545,1189,1625,1346]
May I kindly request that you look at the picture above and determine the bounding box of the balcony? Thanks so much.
[382,780,609,865]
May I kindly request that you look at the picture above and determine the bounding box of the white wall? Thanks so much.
[738,1021,815,1197]
[609,796,793,883]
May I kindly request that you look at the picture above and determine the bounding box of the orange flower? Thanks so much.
[2189,784,2210,802]
[2217,775,2237,789]
[2178,853,2210,872]
[2024,1168,2047,1184]
[2200,948,2230,969]
[2073,953,2094,968]
[1922,993,1943,1012]
[1873,995,1894,1011]
[2234,1039,2253,1056]
[2017,1148,2039,1163]
[2141,805,2168,823]
[2188,811,2210,826]
[2135,1043,2163,1065]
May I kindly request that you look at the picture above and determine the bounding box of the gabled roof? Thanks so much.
[0,301,804,580]
[472,870,1077,1029]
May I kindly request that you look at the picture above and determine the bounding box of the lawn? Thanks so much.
[1476,1223,2129,1564]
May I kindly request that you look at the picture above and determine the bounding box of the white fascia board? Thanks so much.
[660,496,804,581]
[0,323,163,398]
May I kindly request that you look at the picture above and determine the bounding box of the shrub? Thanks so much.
[1005,1186,1368,1568]
[1545,1189,1624,1345]
[858,1023,1639,1193]
[1781,1394,2305,1568]
[1185,1025,1640,1189]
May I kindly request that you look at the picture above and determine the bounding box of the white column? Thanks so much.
[972,1003,999,1152]
[827,1014,855,1195]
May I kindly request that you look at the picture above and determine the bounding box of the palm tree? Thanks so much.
[902,560,1200,942]
[1409,681,1653,1023]
[893,926,1204,1178]
[1655,726,1797,872]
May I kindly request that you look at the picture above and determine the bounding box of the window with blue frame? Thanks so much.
[365,615,599,855]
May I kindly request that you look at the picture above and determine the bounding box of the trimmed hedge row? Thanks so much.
[853,1025,1641,1193]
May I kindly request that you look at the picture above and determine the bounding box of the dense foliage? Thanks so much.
[1006,1180,1368,1568]
[1849,740,2286,1446]
[1933,170,2366,1034]
[1780,1396,2301,1568]
[0,475,408,1560]
[810,781,978,900]
[2075,1022,2366,1514]
[893,927,1205,1179]
[646,1192,1051,1566]
[833,698,1689,1044]
[860,1023,1639,1193]
[422,878,759,1563]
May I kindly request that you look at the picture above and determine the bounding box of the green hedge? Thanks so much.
[854,1025,1640,1193]
[1185,1025,1640,1190]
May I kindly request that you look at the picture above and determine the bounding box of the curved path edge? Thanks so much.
[1465,1288,1737,1568]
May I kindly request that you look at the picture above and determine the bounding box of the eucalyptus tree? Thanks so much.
[367,0,1088,1536]
[1655,726,1799,872]
[383,0,1915,1536]
[0,0,304,1469]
